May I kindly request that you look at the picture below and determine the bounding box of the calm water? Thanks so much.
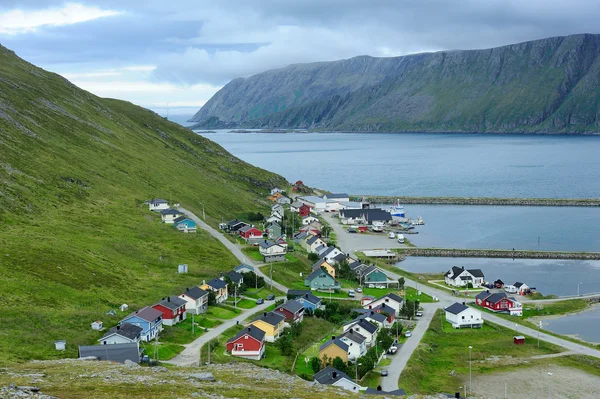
[197,131,600,198]
[543,306,600,343]
[396,257,600,297]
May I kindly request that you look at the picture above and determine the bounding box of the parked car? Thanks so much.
[405,330,412,337]
[387,346,398,355]
[416,311,423,317]
[266,294,275,300]
[348,290,355,298]
[356,287,362,293]
[380,370,389,376]
[347,228,357,233]
[256,298,264,304]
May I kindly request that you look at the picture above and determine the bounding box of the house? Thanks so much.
[494,279,505,289]
[266,222,283,240]
[290,201,304,213]
[224,271,244,287]
[99,323,143,345]
[271,205,285,219]
[152,296,187,326]
[339,208,393,225]
[353,310,389,329]
[360,296,375,307]
[513,282,531,295]
[173,216,197,233]
[226,219,249,232]
[178,286,209,314]
[319,337,349,363]
[120,307,163,342]
[79,342,140,364]
[239,226,263,240]
[363,293,404,314]
[361,303,396,327]
[274,300,305,323]
[277,196,291,205]
[360,265,395,288]
[331,253,348,265]
[160,208,184,224]
[322,193,350,202]
[298,196,330,212]
[319,246,345,264]
[234,264,254,274]
[342,319,379,347]
[275,237,288,249]
[294,293,323,312]
[298,204,311,217]
[444,266,485,288]
[226,325,266,360]
[258,240,287,262]
[338,328,367,360]
[91,321,103,330]
[304,235,326,253]
[313,367,361,393]
[302,215,319,225]
[270,188,283,195]
[312,259,336,278]
[149,198,169,211]
[350,260,368,276]
[266,214,282,224]
[247,312,285,342]
[293,231,309,243]
[476,291,523,316]
[299,223,321,236]
[444,302,483,329]
[201,278,229,304]
[305,268,341,291]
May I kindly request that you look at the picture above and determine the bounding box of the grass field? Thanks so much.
[242,246,264,262]
[206,306,241,320]
[244,287,283,299]
[400,309,561,394]
[197,317,223,328]
[159,316,204,345]
[235,299,258,309]
[260,258,311,290]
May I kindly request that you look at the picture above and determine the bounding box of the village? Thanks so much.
[53,181,581,398]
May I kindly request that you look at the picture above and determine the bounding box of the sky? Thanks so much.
[1,1,599,116]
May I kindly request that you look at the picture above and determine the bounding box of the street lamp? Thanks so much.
[355,362,362,381]
[468,346,473,396]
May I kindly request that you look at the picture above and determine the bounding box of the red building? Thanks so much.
[226,325,266,360]
[475,292,523,316]
[299,205,311,217]
[152,296,187,326]
[239,226,263,240]
[274,300,305,323]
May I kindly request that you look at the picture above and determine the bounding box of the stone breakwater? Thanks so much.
[359,195,600,207]
[400,248,600,260]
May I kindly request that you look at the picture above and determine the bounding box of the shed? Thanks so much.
[178,264,188,274]
[91,321,103,330]
[54,340,66,351]
[120,304,129,312]
[513,335,525,345]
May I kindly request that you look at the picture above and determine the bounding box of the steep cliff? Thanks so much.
[191,34,600,133]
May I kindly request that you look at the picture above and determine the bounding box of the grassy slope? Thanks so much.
[0,45,287,365]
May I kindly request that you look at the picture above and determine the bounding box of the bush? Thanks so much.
[311,356,322,373]
[308,252,319,261]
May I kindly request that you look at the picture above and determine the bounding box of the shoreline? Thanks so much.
[358,195,600,207]
[398,247,600,260]
[530,303,600,345]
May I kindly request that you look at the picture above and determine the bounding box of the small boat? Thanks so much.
[388,200,405,218]
[388,232,395,239]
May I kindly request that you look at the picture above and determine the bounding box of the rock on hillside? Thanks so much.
[191,34,600,134]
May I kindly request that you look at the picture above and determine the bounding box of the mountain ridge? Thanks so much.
[191,34,600,134]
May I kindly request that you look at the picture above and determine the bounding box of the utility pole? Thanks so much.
[192,313,195,336]
[208,341,211,364]
[538,321,542,348]
[468,345,473,396]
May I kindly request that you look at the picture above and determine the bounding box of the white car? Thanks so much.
[405,330,412,337]
[356,287,363,293]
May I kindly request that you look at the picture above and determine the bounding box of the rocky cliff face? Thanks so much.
[191,34,600,133]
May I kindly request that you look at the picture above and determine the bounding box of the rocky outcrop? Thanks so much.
[191,34,600,134]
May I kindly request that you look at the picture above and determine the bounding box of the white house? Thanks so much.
[444,303,483,329]
[178,286,209,314]
[338,328,367,360]
[270,188,283,195]
[302,215,319,225]
[319,246,345,264]
[314,367,361,393]
[290,201,304,213]
[513,282,530,295]
[363,293,404,314]
[272,204,285,217]
[322,193,350,202]
[266,214,283,224]
[99,323,143,344]
[277,196,291,205]
[149,198,169,211]
[259,240,287,262]
[444,266,485,287]
[305,235,327,253]
[160,208,184,224]
[342,319,378,347]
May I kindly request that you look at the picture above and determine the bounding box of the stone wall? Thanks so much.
[358,195,600,207]
[401,248,600,260]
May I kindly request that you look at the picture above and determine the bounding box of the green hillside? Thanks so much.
[0,44,286,365]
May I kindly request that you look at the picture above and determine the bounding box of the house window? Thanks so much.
[244,335,248,339]
[461,316,465,320]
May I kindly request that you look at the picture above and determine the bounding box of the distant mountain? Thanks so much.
[191,34,600,134]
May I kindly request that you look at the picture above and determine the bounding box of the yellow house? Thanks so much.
[246,311,285,342]
[319,337,349,363]
[200,278,229,304]
[312,259,336,278]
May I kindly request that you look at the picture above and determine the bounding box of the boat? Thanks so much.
[388,200,405,218]
[388,232,395,239]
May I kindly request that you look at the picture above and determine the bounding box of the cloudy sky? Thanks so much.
[1,1,599,116]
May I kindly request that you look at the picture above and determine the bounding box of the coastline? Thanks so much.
[529,303,600,345]
[359,195,600,207]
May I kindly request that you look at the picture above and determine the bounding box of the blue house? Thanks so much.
[295,293,323,312]
[174,216,197,233]
[120,306,163,342]
[305,268,341,291]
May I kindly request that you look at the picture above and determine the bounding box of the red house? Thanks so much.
[475,291,523,316]
[299,205,311,217]
[152,296,187,326]
[274,300,305,323]
[239,226,263,240]
[226,325,266,360]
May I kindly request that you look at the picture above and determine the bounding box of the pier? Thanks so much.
[358,195,600,207]
[399,248,600,260]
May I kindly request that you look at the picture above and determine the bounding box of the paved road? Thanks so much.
[381,303,437,392]
[166,299,279,366]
